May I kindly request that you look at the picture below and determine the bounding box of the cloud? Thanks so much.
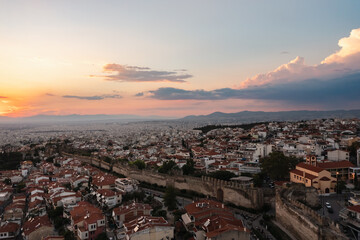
[322,28,360,65]
[45,93,55,96]
[135,92,144,97]
[240,28,360,88]
[144,71,360,107]
[95,64,192,83]
[281,51,289,54]
[62,94,122,100]
[0,96,7,99]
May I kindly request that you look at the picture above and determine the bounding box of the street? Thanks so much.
[319,193,350,222]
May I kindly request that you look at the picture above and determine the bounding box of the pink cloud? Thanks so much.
[240,28,360,88]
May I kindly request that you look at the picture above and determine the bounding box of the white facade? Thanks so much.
[328,150,349,161]
[115,178,138,193]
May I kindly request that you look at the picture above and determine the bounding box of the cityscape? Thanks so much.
[1,1,360,240]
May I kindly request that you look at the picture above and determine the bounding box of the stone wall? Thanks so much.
[64,153,264,209]
[275,189,345,240]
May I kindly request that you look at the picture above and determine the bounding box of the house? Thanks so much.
[28,199,47,217]
[71,176,89,189]
[290,162,337,194]
[0,191,12,202]
[120,216,174,240]
[49,190,82,209]
[92,174,116,190]
[181,199,250,240]
[96,189,121,208]
[115,178,138,193]
[22,215,55,240]
[112,202,152,227]
[69,201,105,240]
[3,202,25,223]
[0,221,20,239]
[340,205,360,239]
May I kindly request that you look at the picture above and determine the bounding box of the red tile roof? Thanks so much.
[317,160,354,169]
[297,162,324,173]
[70,201,104,226]
[124,216,171,235]
[184,199,248,236]
[23,215,52,236]
[348,205,360,213]
[290,169,317,180]
[0,222,19,233]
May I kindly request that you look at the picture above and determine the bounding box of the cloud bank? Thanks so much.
[139,27,360,108]
[146,72,360,103]
[97,64,192,83]
[63,94,122,100]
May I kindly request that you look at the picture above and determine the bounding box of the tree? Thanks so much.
[95,232,109,240]
[103,156,112,164]
[158,160,178,174]
[64,230,76,240]
[260,152,301,180]
[253,173,265,187]
[88,175,93,187]
[182,159,195,175]
[208,170,236,181]
[348,141,360,165]
[4,178,11,185]
[164,186,177,210]
[16,182,26,193]
[336,180,346,194]
[131,160,146,170]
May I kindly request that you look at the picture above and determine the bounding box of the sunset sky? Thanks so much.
[1,0,360,117]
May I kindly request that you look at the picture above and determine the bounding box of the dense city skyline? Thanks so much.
[1,1,360,117]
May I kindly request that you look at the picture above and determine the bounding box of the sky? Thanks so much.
[1,0,360,117]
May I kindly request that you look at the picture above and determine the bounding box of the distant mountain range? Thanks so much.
[0,114,174,124]
[179,109,360,124]
[1,109,360,125]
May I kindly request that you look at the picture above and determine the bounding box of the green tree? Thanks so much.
[16,182,26,193]
[95,232,109,240]
[182,159,195,175]
[103,156,112,164]
[4,178,11,185]
[64,230,76,240]
[131,160,146,170]
[336,180,346,194]
[260,152,301,180]
[164,186,177,210]
[208,170,236,181]
[348,141,360,165]
[158,160,178,174]
[253,173,265,187]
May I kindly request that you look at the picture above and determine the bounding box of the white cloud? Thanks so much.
[240,28,360,88]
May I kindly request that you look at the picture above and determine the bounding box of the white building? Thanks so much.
[328,149,349,161]
[115,178,138,193]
